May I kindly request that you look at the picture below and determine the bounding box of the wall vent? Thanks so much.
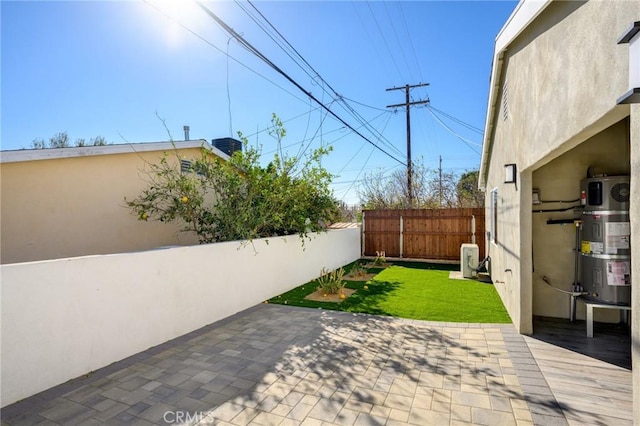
[501,80,509,121]
[180,159,192,173]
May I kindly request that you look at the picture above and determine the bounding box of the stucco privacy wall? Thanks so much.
[0,142,215,264]
[531,119,630,322]
[482,0,638,333]
[0,228,360,407]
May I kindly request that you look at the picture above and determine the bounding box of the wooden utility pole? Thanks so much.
[439,155,443,207]
[386,83,430,208]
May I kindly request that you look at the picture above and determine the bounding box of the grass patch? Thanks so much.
[268,262,511,323]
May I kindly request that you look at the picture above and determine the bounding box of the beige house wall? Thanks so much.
[482,0,638,334]
[630,103,640,426]
[0,142,222,264]
[532,119,630,323]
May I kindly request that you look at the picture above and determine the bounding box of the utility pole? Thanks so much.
[439,155,443,207]
[386,83,430,208]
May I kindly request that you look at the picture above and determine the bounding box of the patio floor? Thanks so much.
[0,304,632,426]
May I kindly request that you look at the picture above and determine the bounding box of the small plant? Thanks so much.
[373,250,386,266]
[316,267,346,295]
[349,263,368,278]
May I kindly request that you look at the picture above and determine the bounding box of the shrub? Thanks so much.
[348,263,368,278]
[317,267,345,295]
[125,115,339,245]
[374,250,386,266]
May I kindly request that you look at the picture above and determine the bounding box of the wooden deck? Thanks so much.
[525,317,632,425]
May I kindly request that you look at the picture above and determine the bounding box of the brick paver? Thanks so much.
[0,304,631,425]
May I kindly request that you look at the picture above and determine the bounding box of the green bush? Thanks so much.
[125,115,339,244]
[316,267,345,295]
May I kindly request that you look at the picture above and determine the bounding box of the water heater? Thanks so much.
[579,176,631,305]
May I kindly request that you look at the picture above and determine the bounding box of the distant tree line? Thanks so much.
[31,131,108,149]
[357,158,484,209]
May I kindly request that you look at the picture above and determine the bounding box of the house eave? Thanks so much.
[479,0,553,189]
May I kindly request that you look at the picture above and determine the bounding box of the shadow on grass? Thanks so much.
[340,280,400,316]
[268,278,400,317]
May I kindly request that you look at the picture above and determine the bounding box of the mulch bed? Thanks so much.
[304,288,356,303]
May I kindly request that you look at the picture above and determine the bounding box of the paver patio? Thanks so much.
[0,304,632,425]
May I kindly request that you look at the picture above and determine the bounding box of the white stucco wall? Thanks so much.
[0,228,360,407]
[482,0,638,333]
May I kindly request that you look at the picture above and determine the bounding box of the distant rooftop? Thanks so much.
[0,140,230,164]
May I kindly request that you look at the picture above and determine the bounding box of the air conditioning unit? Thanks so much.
[461,244,479,278]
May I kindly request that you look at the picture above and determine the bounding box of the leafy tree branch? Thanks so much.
[125,115,339,245]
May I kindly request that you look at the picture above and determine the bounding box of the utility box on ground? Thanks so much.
[461,244,479,278]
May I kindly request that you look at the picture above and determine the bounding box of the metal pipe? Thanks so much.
[471,215,476,244]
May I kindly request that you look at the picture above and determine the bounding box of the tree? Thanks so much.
[91,136,107,146]
[358,159,482,209]
[29,132,108,149]
[335,201,359,222]
[31,138,46,149]
[125,115,340,244]
[49,132,70,148]
[358,158,445,209]
[424,168,459,208]
[456,170,483,207]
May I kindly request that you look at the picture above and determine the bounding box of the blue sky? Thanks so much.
[1,0,517,204]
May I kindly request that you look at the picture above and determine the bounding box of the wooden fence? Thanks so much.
[362,208,485,261]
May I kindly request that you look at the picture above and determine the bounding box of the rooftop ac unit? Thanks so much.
[461,244,479,278]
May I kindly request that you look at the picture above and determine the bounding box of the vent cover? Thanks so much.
[611,182,630,203]
[501,80,509,121]
[180,159,192,173]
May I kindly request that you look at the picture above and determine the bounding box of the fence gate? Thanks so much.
[362,208,485,261]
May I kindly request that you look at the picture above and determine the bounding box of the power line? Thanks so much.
[337,111,393,175]
[339,145,376,202]
[259,109,389,157]
[296,98,315,159]
[426,108,481,154]
[245,0,339,100]
[350,2,395,84]
[365,0,405,82]
[340,96,390,112]
[234,0,334,102]
[398,2,427,85]
[195,1,407,166]
[244,106,323,139]
[141,0,308,106]
[383,2,416,83]
[294,99,334,164]
[242,0,404,160]
[427,105,483,134]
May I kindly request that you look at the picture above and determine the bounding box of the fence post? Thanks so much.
[361,211,366,257]
[471,215,476,245]
[399,216,404,258]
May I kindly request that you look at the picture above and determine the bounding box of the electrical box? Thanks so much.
[461,244,479,278]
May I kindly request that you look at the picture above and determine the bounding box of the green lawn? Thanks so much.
[268,261,512,323]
